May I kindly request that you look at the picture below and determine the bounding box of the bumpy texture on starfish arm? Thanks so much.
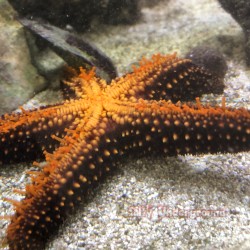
[107,53,225,102]
[0,53,249,250]
[0,99,90,164]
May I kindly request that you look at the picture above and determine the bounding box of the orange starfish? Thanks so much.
[0,53,249,249]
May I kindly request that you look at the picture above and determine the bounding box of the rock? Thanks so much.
[185,45,228,80]
[218,0,250,64]
[0,0,46,114]
[20,18,117,81]
[7,0,141,32]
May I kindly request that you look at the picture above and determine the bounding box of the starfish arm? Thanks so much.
[0,99,89,164]
[105,53,224,102]
[6,101,250,249]
[104,100,250,156]
[139,101,250,154]
[6,117,119,250]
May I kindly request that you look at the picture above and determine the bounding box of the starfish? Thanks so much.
[0,53,249,250]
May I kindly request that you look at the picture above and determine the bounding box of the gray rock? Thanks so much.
[0,0,46,115]
[218,0,250,65]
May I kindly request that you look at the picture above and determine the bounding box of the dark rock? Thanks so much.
[7,0,141,32]
[186,45,228,80]
[218,0,250,36]
[20,18,117,80]
[218,0,250,64]
[102,0,141,25]
[185,46,227,95]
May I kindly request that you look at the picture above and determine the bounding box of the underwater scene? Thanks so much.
[0,0,249,249]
